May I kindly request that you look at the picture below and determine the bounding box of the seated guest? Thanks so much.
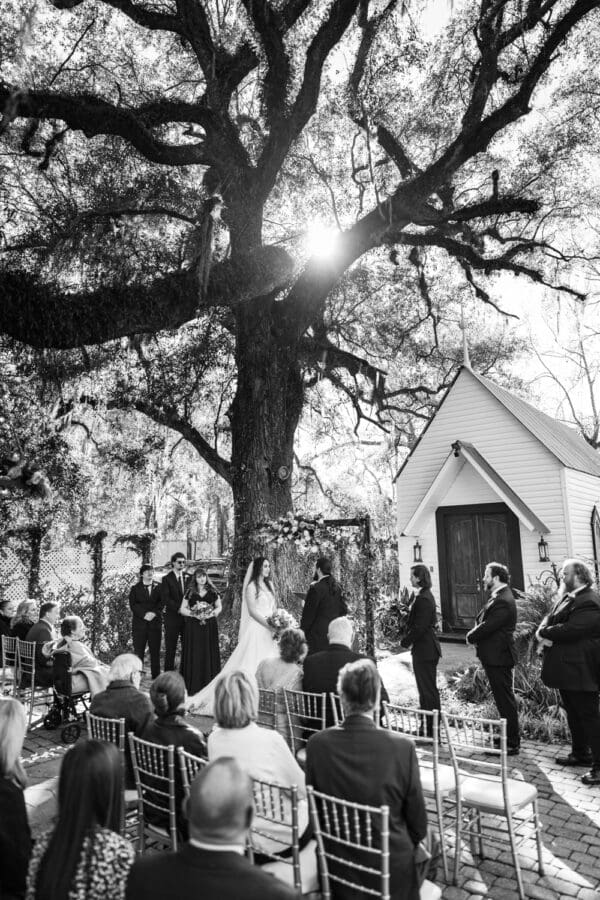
[11,600,38,640]
[55,616,109,697]
[256,628,307,743]
[89,653,153,788]
[125,758,298,900]
[306,659,427,900]
[0,698,31,900]
[141,671,206,837]
[24,602,59,688]
[302,617,389,724]
[208,670,309,857]
[26,740,134,900]
[0,599,16,663]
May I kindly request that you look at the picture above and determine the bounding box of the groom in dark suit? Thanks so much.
[160,552,187,671]
[125,758,297,900]
[300,556,347,655]
[466,561,520,753]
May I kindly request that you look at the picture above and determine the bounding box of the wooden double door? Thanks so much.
[436,503,524,632]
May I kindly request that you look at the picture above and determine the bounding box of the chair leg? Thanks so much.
[533,799,545,876]
[475,810,484,859]
[434,794,449,882]
[453,797,461,885]
[505,809,525,900]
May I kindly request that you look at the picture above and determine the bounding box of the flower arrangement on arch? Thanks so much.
[266,608,298,640]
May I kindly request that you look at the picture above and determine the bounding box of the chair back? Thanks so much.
[383,702,440,754]
[283,689,326,757]
[16,639,36,685]
[128,733,178,851]
[329,693,344,726]
[52,649,75,696]
[1,635,18,694]
[257,688,277,730]
[177,747,208,799]
[441,711,508,782]
[247,778,301,890]
[307,786,390,900]
[86,711,126,750]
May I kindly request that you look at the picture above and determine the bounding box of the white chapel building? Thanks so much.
[395,365,600,634]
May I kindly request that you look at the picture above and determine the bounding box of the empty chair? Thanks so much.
[442,711,543,900]
[384,703,457,883]
[307,786,441,900]
[177,747,209,800]
[283,688,326,767]
[1,634,18,696]
[128,733,178,852]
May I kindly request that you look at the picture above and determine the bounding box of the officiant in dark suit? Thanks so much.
[130,564,163,679]
[300,556,347,655]
[466,561,519,753]
[160,552,188,671]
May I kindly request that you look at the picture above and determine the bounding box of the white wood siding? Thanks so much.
[396,368,569,599]
[563,469,600,562]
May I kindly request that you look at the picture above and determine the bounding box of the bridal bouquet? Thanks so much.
[266,608,297,640]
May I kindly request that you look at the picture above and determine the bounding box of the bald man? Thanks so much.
[125,758,299,900]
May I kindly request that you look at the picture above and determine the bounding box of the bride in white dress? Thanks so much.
[188,557,279,715]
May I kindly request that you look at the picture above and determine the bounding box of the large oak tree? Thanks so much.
[1,0,599,557]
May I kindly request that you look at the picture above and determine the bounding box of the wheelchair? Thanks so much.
[43,649,90,744]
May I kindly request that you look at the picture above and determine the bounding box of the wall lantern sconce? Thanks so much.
[538,535,550,563]
[413,539,423,563]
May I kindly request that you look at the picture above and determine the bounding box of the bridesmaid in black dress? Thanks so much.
[180,568,222,694]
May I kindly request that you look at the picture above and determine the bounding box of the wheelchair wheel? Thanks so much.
[61,722,81,744]
[43,708,62,730]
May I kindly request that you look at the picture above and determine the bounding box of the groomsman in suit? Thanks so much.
[129,564,163,678]
[306,659,427,900]
[466,561,520,754]
[160,552,187,671]
[300,556,347,655]
[125,758,297,900]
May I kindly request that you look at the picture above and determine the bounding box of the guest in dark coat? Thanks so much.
[302,617,389,725]
[125,757,297,900]
[9,600,37,641]
[0,698,31,900]
[89,653,153,788]
[538,558,600,784]
[25,602,60,688]
[306,659,427,900]
[0,599,16,663]
[300,557,347,655]
[466,562,520,753]
[160,553,187,671]
[141,671,206,837]
[400,565,441,730]
[129,565,163,679]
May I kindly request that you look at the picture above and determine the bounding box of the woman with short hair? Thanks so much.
[256,628,307,743]
[26,740,134,900]
[400,564,441,731]
[0,698,31,900]
[208,670,309,856]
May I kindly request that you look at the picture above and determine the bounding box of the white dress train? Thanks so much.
[188,583,278,716]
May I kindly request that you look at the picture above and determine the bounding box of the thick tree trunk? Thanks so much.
[228,301,304,587]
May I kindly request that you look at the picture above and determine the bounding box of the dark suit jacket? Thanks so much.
[129,581,163,627]
[0,777,31,900]
[125,844,299,900]
[89,681,153,787]
[302,644,389,725]
[400,589,441,661]
[24,619,54,671]
[300,576,347,654]
[160,571,187,620]
[466,586,517,667]
[306,716,427,900]
[540,586,600,692]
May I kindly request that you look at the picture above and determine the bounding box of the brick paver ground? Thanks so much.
[19,648,600,899]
